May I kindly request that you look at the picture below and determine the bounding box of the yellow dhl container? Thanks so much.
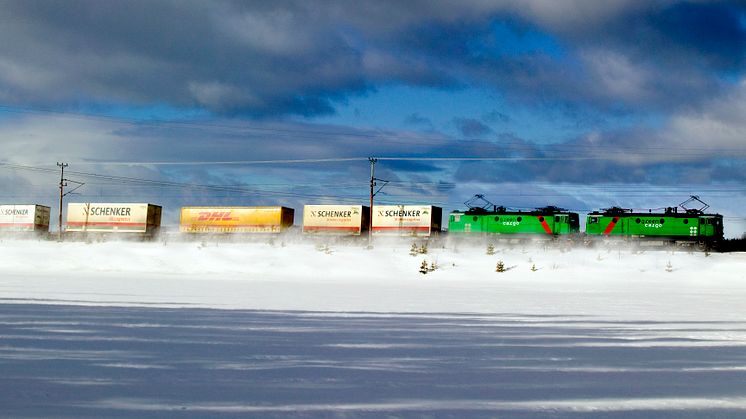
[180,206,294,233]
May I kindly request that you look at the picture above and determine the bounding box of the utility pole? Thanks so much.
[57,162,68,241]
[368,157,377,248]
[367,157,389,248]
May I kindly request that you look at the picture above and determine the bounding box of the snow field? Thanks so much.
[1,238,746,417]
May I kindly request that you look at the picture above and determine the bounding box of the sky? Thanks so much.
[0,0,745,236]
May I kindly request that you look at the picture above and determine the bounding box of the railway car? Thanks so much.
[586,206,723,246]
[180,206,294,233]
[448,206,580,237]
[372,205,442,237]
[66,203,162,236]
[303,204,370,236]
[0,204,51,235]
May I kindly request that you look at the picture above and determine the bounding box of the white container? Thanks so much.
[372,205,442,236]
[302,205,369,235]
[66,203,161,234]
[0,204,50,233]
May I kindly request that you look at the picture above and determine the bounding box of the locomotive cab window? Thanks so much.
[588,217,599,224]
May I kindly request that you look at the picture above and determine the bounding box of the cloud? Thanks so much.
[453,117,493,137]
[0,1,743,118]
[403,113,434,129]
[482,110,510,124]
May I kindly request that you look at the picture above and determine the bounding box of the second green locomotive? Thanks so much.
[585,207,723,245]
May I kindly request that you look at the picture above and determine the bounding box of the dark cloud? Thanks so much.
[482,110,510,124]
[0,1,744,117]
[453,117,493,137]
[403,113,434,129]
[636,2,746,72]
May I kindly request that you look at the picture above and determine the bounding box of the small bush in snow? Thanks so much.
[316,243,332,254]
[419,260,429,274]
[496,260,505,273]
[665,261,673,272]
[531,264,537,272]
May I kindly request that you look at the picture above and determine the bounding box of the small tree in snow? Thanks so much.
[419,260,429,274]
[665,260,673,272]
[409,243,418,256]
[531,263,537,272]
[486,243,495,255]
[496,260,505,273]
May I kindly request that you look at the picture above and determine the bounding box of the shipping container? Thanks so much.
[372,205,442,236]
[66,203,161,234]
[0,204,50,233]
[302,205,370,235]
[180,206,294,233]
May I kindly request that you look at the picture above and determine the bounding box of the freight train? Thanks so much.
[0,196,726,248]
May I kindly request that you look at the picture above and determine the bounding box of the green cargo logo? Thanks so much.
[498,216,522,226]
[637,218,664,228]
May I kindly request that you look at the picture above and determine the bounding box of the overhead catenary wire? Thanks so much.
[3,161,746,197]
[3,160,746,216]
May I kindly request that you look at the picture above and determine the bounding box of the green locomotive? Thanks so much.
[448,196,580,237]
[585,197,723,246]
[448,208,580,236]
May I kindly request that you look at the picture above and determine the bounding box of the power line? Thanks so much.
[3,161,746,207]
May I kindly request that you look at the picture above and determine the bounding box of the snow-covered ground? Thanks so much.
[1,237,746,417]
